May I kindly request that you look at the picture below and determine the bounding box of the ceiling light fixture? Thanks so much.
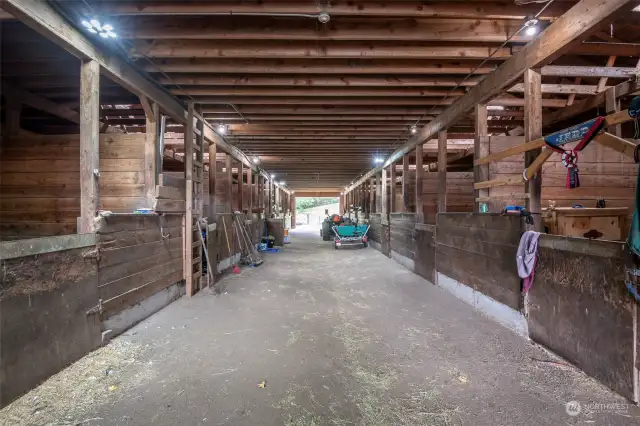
[487,105,505,111]
[217,124,226,135]
[318,12,331,24]
[524,17,539,36]
[252,157,259,163]
[374,157,384,164]
[82,19,117,38]
[271,174,276,179]
[410,125,418,135]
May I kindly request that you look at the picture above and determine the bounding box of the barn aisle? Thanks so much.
[1,227,636,426]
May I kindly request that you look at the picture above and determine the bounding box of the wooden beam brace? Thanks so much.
[139,94,156,122]
[344,0,635,193]
[476,105,637,166]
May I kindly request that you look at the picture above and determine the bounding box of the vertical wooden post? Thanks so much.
[606,88,622,137]
[415,143,424,223]
[381,167,388,220]
[474,103,489,212]
[79,59,100,234]
[291,194,296,229]
[267,179,272,217]
[389,162,397,213]
[208,141,217,218]
[438,130,448,213]
[225,154,232,213]
[402,153,410,212]
[375,172,382,213]
[247,169,253,214]
[257,175,263,213]
[144,101,159,208]
[524,68,543,231]
[183,101,195,296]
[369,178,375,214]
[236,161,244,212]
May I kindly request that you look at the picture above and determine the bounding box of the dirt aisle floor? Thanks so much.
[2,225,639,426]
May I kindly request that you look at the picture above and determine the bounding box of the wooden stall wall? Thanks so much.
[0,241,101,407]
[95,215,184,335]
[389,213,416,270]
[414,224,436,283]
[368,213,385,253]
[528,236,637,402]
[488,135,637,212]
[421,171,474,224]
[0,134,148,240]
[435,213,522,310]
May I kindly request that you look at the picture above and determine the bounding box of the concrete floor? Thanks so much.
[2,226,639,426]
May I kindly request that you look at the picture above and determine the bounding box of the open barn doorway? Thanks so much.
[295,197,339,230]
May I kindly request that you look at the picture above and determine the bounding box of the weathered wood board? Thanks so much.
[435,213,522,309]
[0,246,101,407]
[414,224,436,283]
[96,214,184,319]
[1,134,148,240]
[528,235,637,402]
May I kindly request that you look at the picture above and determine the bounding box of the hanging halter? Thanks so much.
[543,117,606,189]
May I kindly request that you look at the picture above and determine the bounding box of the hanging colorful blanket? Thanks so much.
[543,116,606,189]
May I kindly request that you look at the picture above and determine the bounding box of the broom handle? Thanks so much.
[222,216,232,256]
[197,227,215,283]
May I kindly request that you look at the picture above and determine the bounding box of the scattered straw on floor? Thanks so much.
[0,339,156,426]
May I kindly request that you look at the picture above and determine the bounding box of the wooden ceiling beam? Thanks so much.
[142,59,498,75]
[120,18,530,43]
[508,83,609,95]
[97,1,568,20]
[540,65,639,78]
[182,97,568,107]
[171,87,466,97]
[2,0,275,180]
[131,40,512,60]
[571,42,640,57]
[344,0,635,193]
[156,75,484,87]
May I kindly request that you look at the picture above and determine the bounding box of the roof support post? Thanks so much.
[402,154,410,212]
[79,59,100,234]
[225,155,233,213]
[390,161,397,213]
[237,161,244,212]
[474,104,488,213]
[415,144,424,223]
[438,130,448,213]
[144,101,160,208]
[524,68,544,231]
[369,178,376,215]
[375,172,382,213]
[208,140,217,219]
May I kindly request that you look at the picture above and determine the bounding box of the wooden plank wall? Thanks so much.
[421,171,474,224]
[414,224,436,283]
[369,213,383,244]
[488,135,637,212]
[529,236,636,401]
[0,134,147,240]
[95,215,183,320]
[389,213,416,261]
[0,246,101,407]
[435,213,522,309]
